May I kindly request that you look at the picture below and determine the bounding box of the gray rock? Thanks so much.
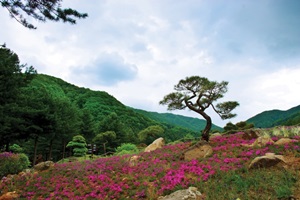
[34,161,54,172]
[158,187,204,200]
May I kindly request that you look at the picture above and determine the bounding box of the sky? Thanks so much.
[1,0,300,127]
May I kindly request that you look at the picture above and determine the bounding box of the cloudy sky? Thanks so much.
[1,0,300,127]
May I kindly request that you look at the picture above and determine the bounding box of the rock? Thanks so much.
[242,136,274,147]
[0,191,19,200]
[158,187,204,200]
[249,153,286,169]
[34,161,54,172]
[144,137,165,152]
[129,155,141,167]
[241,130,259,140]
[184,144,213,161]
[210,133,222,139]
[275,138,297,146]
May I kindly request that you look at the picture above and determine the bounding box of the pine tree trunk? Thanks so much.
[5,141,9,152]
[201,114,212,142]
[32,136,39,166]
[48,139,53,161]
[62,139,66,160]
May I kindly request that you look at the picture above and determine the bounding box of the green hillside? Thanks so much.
[33,75,205,138]
[247,105,300,128]
[273,111,300,126]
[133,108,223,132]
[4,74,202,162]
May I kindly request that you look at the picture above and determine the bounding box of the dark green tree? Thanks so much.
[48,97,80,160]
[224,121,254,133]
[98,112,130,147]
[92,131,116,154]
[1,0,88,29]
[138,125,164,144]
[79,109,97,143]
[66,135,88,157]
[160,76,239,142]
[0,46,36,150]
[20,85,55,165]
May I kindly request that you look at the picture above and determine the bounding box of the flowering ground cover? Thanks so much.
[1,132,300,199]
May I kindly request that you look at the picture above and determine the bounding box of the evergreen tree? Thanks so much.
[0,46,36,150]
[1,0,88,29]
[66,135,88,157]
[160,76,239,142]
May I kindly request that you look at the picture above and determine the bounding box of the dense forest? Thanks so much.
[1,64,220,163]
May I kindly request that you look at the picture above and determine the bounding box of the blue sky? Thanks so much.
[1,0,300,127]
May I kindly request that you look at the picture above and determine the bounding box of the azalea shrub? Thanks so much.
[0,132,299,199]
[0,152,30,178]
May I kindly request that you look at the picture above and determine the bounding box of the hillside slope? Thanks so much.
[247,105,300,128]
[32,74,223,141]
[133,108,223,132]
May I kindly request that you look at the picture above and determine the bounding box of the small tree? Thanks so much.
[160,76,239,142]
[66,135,88,157]
[92,131,116,154]
[224,121,254,133]
[138,125,164,144]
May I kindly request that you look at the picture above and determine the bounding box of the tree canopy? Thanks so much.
[1,0,88,29]
[160,76,239,142]
[0,46,36,149]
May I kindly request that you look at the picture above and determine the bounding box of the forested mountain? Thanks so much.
[133,108,223,132]
[246,105,300,128]
[3,74,224,162]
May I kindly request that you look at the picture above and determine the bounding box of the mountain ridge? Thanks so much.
[246,105,300,128]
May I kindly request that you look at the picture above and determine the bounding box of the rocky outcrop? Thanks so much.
[210,133,222,139]
[249,153,286,169]
[158,187,204,200]
[184,144,213,161]
[242,136,274,148]
[241,130,259,140]
[144,137,165,152]
[0,191,19,200]
[275,138,297,146]
[129,155,141,167]
[34,161,54,172]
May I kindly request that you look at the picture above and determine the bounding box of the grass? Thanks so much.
[1,129,300,199]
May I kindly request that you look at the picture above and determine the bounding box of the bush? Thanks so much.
[0,152,30,178]
[115,143,138,155]
[9,144,24,153]
[67,135,88,157]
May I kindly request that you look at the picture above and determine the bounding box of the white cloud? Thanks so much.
[1,0,300,128]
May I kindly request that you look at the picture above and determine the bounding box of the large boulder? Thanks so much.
[241,130,259,140]
[0,191,19,200]
[184,144,213,161]
[210,133,222,139]
[144,137,165,152]
[34,161,54,172]
[158,187,204,200]
[242,136,274,148]
[275,138,297,146]
[249,153,286,169]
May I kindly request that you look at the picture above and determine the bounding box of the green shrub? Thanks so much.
[0,152,30,178]
[9,144,24,153]
[67,135,88,157]
[115,143,138,155]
